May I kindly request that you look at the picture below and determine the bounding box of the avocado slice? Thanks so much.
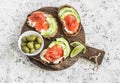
[48,41,56,48]
[48,37,70,58]
[48,41,66,49]
[59,7,77,17]
[41,15,57,37]
[56,37,70,58]
[58,7,80,23]
[60,11,80,23]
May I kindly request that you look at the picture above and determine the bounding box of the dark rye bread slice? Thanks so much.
[21,7,105,70]
[58,5,81,37]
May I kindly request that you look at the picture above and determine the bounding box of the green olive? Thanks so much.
[36,37,42,44]
[21,42,27,47]
[22,46,29,53]
[30,49,35,53]
[22,36,27,42]
[27,42,34,49]
[34,44,41,50]
[27,35,36,42]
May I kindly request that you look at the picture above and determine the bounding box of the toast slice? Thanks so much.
[27,11,58,39]
[58,5,81,37]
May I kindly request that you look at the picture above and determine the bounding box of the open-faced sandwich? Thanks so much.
[39,37,70,65]
[58,5,81,36]
[27,11,58,39]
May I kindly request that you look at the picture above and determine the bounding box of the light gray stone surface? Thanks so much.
[0,0,120,83]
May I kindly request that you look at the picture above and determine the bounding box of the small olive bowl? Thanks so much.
[18,31,44,56]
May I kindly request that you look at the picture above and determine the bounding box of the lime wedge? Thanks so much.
[70,41,86,54]
[70,45,84,57]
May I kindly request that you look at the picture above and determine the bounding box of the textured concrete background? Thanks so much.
[0,0,120,83]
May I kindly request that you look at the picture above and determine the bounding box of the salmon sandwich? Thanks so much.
[27,11,58,39]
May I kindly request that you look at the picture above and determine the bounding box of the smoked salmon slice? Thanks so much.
[64,15,79,33]
[45,45,64,62]
[28,12,49,31]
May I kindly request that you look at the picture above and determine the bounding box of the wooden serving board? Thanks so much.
[21,7,105,70]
